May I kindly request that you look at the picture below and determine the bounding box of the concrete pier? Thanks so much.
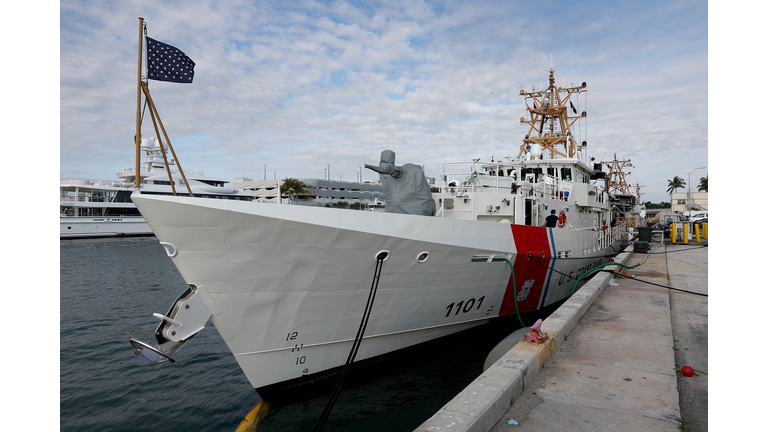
[416,238,708,432]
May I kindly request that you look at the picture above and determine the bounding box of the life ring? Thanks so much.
[557,211,567,227]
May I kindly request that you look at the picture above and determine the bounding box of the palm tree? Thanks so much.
[280,178,309,204]
[666,176,686,201]
[697,175,708,192]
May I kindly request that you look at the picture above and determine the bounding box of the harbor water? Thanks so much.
[61,237,537,431]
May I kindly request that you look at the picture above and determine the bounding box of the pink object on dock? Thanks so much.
[524,319,547,343]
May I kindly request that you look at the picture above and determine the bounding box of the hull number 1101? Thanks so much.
[445,296,485,317]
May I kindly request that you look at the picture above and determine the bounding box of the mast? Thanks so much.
[491,90,494,161]
[602,153,633,195]
[135,18,144,188]
[518,69,587,159]
[633,182,646,201]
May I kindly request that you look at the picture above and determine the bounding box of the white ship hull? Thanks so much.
[60,216,153,239]
[132,193,625,395]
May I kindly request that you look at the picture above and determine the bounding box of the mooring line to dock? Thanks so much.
[311,251,388,432]
[603,269,708,296]
[527,255,617,283]
[569,237,666,295]
[649,244,707,254]
[529,256,707,297]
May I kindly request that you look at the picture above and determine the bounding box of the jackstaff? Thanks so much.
[133,18,196,194]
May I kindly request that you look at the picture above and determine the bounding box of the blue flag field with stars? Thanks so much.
[146,37,195,83]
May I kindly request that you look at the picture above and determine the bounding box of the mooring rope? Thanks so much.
[312,252,387,432]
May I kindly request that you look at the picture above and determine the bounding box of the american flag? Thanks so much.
[146,37,195,83]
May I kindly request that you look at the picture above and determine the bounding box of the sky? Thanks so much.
[57,0,709,204]
[18,2,764,427]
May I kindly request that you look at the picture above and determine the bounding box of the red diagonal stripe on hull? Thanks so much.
[499,225,551,316]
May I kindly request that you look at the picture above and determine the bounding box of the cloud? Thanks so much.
[60,0,707,202]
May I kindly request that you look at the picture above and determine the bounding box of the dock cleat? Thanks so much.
[524,319,548,343]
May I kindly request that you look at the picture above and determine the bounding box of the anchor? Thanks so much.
[130,284,212,364]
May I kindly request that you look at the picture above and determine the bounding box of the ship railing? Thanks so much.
[442,160,519,193]
[572,224,620,252]
[60,213,144,219]
[587,224,619,251]
[135,166,204,176]
[440,160,533,219]
[599,225,622,250]
[61,196,135,204]
[474,167,567,202]
[438,161,481,219]
[530,174,570,201]
[595,227,604,250]
[572,227,594,231]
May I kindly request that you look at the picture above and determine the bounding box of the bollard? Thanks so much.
[703,222,708,240]
[672,223,676,244]
[695,223,700,243]
[683,222,689,244]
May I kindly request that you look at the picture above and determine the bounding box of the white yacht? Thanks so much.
[60,137,256,239]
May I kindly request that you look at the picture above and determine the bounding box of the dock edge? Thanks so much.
[414,252,632,432]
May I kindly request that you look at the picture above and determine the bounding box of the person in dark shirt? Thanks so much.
[545,209,559,227]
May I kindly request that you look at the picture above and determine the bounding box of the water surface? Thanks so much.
[60,237,529,431]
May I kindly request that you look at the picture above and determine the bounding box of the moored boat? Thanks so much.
[60,137,255,239]
[127,24,630,402]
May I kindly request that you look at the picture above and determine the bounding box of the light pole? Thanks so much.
[687,166,705,214]
[327,164,330,181]
[359,166,362,183]
[264,164,267,181]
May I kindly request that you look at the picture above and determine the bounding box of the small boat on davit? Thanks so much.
[127,20,630,403]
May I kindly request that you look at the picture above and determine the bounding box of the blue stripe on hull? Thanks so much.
[539,227,557,308]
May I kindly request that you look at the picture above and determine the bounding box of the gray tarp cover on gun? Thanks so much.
[365,150,436,216]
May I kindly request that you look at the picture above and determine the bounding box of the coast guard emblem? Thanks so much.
[517,279,535,301]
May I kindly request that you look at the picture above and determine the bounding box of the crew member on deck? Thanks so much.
[545,209,559,228]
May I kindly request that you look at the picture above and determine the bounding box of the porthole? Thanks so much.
[375,250,390,262]
[417,252,430,263]
[160,242,178,258]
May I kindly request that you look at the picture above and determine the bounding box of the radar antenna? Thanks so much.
[518,68,587,159]
[602,154,634,195]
